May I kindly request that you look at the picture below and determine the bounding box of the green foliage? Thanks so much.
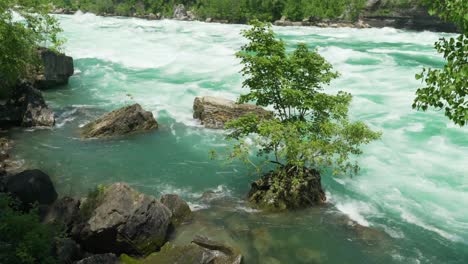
[414,0,467,126]
[54,0,368,23]
[0,194,58,264]
[0,0,63,91]
[226,21,381,177]
[79,184,106,219]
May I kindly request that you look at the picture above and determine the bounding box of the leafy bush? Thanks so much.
[0,194,58,264]
[413,0,467,126]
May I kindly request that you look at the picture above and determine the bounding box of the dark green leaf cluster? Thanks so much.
[414,0,467,126]
[226,21,381,176]
[0,194,58,264]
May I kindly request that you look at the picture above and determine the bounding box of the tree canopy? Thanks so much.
[413,0,467,126]
[226,21,381,177]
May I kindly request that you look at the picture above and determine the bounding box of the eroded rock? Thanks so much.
[193,96,272,129]
[81,104,157,138]
[36,47,74,89]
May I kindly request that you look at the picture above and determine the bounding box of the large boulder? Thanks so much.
[0,82,55,127]
[74,183,172,255]
[248,166,326,211]
[5,169,58,207]
[193,96,272,129]
[160,194,192,225]
[35,47,74,89]
[81,104,158,138]
[122,236,242,264]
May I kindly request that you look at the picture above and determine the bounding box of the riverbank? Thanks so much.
[51,3,458,33]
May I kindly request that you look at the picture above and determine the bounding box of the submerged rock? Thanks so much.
[0,82,55,127]
[81,104,158,138]
[123,236,242,264]
[193,96,272,129]
[161,194,192,225]
[74,183,172,255]
[5,169,57,207]
[35,47,74,89]
[248,166,325,211]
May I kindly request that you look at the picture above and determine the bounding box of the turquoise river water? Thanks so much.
[8,12,468,263]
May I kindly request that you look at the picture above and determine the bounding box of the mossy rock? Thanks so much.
[248,166,326,211]
[74,183,172,256]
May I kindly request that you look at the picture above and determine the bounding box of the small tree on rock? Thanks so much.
[225,21,381,211]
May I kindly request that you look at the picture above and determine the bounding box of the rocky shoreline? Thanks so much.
[51,2,458,33]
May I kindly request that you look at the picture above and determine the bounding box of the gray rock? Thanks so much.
[193,96,272,129]
[81,104,157,138]
[74,253,118,264]
[36,47,74,89]
[173,4,187,20]
[160,194,192,225]
[0,82,54,127]
[76,183,172,255]
[43,196,81,231]
[5,169,57,207]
